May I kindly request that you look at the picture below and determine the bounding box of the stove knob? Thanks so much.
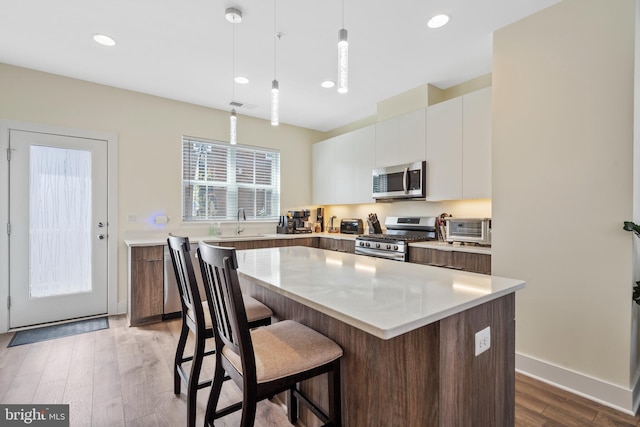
[375,243,381,248]
[359,241,364,246]
[386,244,391,250]
[393,245,399,250]
[365,242,370,247]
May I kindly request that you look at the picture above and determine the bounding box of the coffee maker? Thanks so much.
[276,209,312,234]
[316,207,325,232]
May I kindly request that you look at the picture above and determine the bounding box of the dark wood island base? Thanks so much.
[241,277,515,427]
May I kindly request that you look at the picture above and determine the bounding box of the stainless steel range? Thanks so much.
[355,216,437,261]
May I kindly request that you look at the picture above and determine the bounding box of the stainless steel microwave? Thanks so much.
[372,161,426,201]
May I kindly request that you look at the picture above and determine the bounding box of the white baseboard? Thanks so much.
[116,301,127,315]
[516,352,639,416]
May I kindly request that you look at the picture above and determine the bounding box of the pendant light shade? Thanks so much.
[337,28,348,94]
[271,80,279,126]
[230,109,237,145]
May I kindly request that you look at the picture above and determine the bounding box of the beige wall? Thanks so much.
[0,63,324,312]
[493,0,636,399]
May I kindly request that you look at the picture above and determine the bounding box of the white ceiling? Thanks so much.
[0,0,559,132]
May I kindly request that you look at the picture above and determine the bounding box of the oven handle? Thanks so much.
[355,246,406,262]
[403,167,409,194]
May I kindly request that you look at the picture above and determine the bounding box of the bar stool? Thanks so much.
[166,235,273,427]
[197,241,343,427]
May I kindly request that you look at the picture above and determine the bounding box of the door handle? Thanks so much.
[403,167,409,194]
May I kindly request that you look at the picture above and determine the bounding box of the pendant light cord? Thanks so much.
[273,0,277,79]
[232,23,235,102]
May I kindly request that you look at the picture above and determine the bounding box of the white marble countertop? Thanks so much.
[235,246,521,340]
[123,232,355,247]
[123,232,491,254]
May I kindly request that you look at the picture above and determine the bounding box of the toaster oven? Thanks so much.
[340,219,364,234]
[445,218,491,245]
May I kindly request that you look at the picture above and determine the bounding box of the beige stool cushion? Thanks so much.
[189,294,272,329]
[243,294,273,323]
[222,320,343,383]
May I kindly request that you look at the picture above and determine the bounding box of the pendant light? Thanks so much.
[271,0,280,126]
[227,7,242,144]
[337,0,348,94]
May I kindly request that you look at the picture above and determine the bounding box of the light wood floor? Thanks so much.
[0,315,638,427]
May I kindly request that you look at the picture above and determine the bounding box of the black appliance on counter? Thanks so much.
[340,219,364,234]
[277,209,312,234]
[355,216,437,262]
[317,207,325,232]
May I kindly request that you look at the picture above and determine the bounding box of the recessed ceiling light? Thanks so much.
[234,76,249,84]
[427,14,450,29]
[321,80,336,89]
[92,33,116,47]
[225,7,243,24]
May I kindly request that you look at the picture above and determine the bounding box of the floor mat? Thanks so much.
[8,317,109,347]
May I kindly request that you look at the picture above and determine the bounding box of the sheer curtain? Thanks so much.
[29,145,92,297]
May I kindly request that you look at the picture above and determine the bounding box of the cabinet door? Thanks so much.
[426,97,463,201]
[352,125,375,204]
[333,133,355,204]
[398,109,427,165]
[312,138,336,204]
[452,251,492,275]
[408,247,452,267]
[374,118,398,167]
[462,86,492,199]
[130,246,164,324]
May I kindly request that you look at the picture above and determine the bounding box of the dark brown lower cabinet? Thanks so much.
[215,237,318,250]
[409,246,491,274]
[129,245,164,325]
[318,237,355,253]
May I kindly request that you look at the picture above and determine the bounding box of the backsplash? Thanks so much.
[323,199,491,232]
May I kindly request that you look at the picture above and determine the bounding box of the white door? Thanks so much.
[8,130,108,328]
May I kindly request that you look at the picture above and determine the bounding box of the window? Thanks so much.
[182,136,280,221]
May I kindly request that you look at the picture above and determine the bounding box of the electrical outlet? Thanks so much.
[475,326,491,356]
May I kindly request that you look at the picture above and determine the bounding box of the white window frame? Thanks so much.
[182,136,280,222]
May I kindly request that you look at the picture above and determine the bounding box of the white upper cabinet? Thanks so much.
[426,87,492,201]
[374,109,427,167]
[311,124,375,205]
[374,118,398,167]
[462,86,492,199]
[312,137,335,205]
[352,125,376,204]
[398,109,427,165]
[333,132,355,205]
[426,97,463,201]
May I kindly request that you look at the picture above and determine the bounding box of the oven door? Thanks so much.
[372,161,426,200]
[355,239,407,261]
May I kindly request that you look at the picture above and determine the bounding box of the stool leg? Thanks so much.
[174,322,188,395]
[287,386,298,424]
[187,330,205,427]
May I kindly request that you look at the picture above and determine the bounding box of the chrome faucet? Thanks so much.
[236,208,246,235]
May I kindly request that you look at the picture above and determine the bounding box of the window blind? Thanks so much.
[182,136,280,221]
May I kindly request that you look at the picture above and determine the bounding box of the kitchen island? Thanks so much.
[235,246,524,427]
